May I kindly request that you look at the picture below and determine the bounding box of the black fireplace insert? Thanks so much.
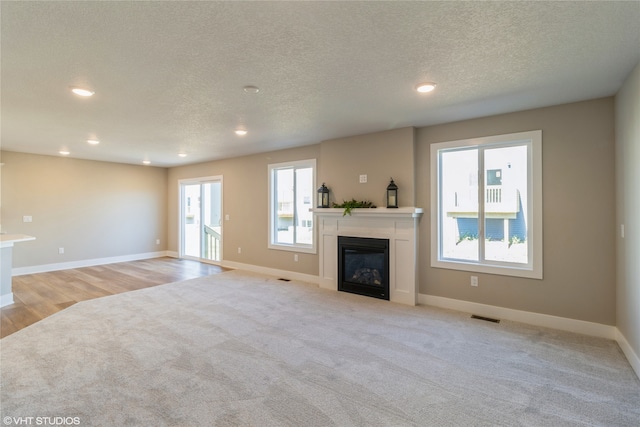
[338,236,390,300]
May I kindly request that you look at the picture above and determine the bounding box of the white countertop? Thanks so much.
[0,234,36,248]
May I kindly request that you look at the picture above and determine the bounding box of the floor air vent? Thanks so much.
[471,314,500,323]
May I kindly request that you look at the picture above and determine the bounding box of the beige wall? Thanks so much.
[170,102,619,326]
[320,127,415,207]
[416,98,616,325]
[167,128,416,275]
[0,151,168,268]
[615,63,640,359]
[167,144,322,275]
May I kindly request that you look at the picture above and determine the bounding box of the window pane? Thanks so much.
[295,167,313,245]
[183,184,201,258]
[484,145,528,263]
[268,158,316,253]
[440,148,479,261]
[275,168,294,244]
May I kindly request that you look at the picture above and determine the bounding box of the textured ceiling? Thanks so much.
[2,1,639,167]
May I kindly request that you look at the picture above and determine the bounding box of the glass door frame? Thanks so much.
[178,175,223,264]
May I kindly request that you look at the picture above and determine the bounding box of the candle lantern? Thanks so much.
[317,183,330,208]
[386,178,398,208]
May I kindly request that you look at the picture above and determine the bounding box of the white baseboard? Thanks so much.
[12,251,170,276]
[419,293,616,340]
[615,328,640,379]
[221,260,319,285]
[164,255,318,284]
[0,292,14,308]
[419,293,638,379]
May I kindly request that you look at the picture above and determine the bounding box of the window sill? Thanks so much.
[432,259,542,280]
[268,243,317,254]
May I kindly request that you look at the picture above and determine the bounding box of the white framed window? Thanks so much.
[431,130,542,279]
[268,159,316,253]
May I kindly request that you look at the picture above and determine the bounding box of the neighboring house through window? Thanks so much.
[268,159,316,253]
[431,130,542,279]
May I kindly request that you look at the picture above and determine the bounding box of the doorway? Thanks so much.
[180,177,222,262]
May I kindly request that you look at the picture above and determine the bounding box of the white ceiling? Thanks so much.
[2,1,639,167]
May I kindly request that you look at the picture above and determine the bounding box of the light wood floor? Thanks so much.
[0,257,228,338]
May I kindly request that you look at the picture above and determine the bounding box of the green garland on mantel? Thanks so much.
[332,199,377,216]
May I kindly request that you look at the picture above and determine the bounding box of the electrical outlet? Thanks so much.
[294,254,299,262]
[238,247,242,254]
[471,276,478,287]
[23,215,33,223]
[359,174,367,183]
[58,247,65,254]
[225,214,230,221]
[156,239,160,245]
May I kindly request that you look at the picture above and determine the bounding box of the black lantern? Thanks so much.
[317,183,330,208]
[386,178,398,208]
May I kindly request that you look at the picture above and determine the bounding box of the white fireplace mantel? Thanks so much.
[312,207,423,305]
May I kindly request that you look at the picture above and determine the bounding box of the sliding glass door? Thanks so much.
[180,177,222,262]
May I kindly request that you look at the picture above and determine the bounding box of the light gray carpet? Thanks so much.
[1,270,638,426]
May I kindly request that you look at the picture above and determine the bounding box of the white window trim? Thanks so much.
[268,159,317,254]
[430,130,543,279]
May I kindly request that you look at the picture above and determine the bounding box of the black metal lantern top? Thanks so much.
[386,178,398,208]
[317,183,330,208]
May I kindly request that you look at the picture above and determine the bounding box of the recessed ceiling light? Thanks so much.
[243,85,260,94]
[87,139,100,145]
[178,153,187,158]
[59,150,70,155]
[416,82,437,93]
[142,160,151,165]
[235,129,248,136]
[70,87,95,97]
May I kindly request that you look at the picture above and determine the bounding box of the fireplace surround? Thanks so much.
[312,207,423,305]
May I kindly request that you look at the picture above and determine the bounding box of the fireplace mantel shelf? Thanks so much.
[311,207,423,218]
